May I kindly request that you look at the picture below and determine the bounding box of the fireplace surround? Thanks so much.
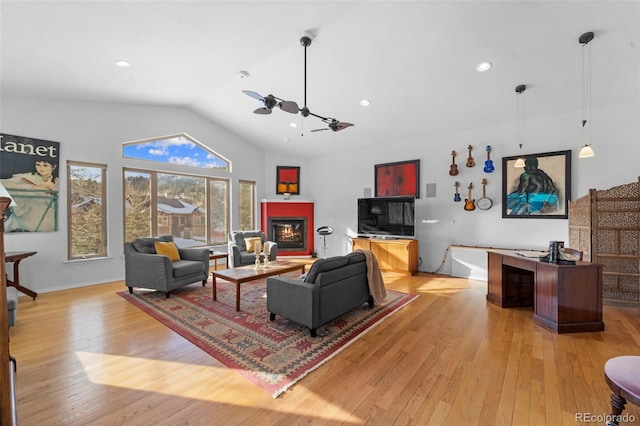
[261,200,314,256]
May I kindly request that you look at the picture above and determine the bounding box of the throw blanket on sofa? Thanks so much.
[357,249,387,305]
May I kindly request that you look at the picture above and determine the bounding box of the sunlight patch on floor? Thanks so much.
[75,351,359,421]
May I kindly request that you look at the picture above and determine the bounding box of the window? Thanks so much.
[238,180,256,230]
[67,161,107,260]
[122,133,230,171]
[123,168,229,246]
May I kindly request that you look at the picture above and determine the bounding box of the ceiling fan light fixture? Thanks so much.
[514,157,525,168]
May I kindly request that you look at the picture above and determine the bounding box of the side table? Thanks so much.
[5,251,38,299]
[209,251,229,271]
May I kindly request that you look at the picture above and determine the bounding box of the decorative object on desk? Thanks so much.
[276,166,300,195]
[453,181,461,202]
[484,145,494,173]
[477,178,492,210]
[0,133,60,232]
[118,275,417,398]
[374,159,420,198]
[513,85,527,168]
[449,151,459,176]
[466,145,475,168]
[502,150,571,219]
[578,31,596,159]
[464,182,475,211]
[548,240,564,263]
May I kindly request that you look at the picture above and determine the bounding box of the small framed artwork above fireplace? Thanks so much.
[276,166,300,195]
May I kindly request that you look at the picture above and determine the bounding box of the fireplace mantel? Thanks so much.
[261,200,315,256]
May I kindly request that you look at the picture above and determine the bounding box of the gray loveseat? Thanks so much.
[124,235,209,298]
[228,230,277,267]
[267,251,373,337]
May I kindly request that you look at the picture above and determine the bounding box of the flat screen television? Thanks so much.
[357,196,415,239]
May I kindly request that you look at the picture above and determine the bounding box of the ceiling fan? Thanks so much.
[243,35,353,133]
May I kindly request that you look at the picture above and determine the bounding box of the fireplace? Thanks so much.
[261,200,315,256]
[269,217,307,252]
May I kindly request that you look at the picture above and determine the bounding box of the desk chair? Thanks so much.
[604,356,640,426]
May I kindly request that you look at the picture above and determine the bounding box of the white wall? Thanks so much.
[306,101,640,274]
[2,96,268,293]
[2,95,638,292]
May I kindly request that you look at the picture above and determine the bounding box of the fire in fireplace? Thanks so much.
[269,217,307,251]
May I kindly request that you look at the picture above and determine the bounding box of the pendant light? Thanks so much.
[579,31,595,158]
[514,84,526,168]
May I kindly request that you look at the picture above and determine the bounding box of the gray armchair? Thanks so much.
[228,230,277,267]
[124,235,209,298]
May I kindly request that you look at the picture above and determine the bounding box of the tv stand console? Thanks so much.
[352,237,418,275]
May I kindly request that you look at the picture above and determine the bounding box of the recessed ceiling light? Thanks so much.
[289,122,297,128]
[115,60,131,67]
[360,99,371,107]
[476,62,492,72]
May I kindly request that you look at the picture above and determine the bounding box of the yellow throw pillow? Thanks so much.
[244,237,262,253]
[154,241,181,262]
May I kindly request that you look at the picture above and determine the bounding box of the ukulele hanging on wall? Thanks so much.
[454,181,461,202]
[466,145,475,168]
[464,182,475,211]
[484,145,495,173]
[449,150,459,176]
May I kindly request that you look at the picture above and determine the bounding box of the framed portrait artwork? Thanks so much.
[0,133,60,232]
[276,166,300,194]
[374,159,420,198]
[502,150,571,219]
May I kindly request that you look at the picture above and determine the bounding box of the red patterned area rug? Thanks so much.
[118,273,417,398]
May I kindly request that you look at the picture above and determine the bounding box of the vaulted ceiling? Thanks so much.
[1,1,638,159]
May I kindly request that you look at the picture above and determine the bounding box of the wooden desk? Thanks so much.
[5,251,37,300]
[487,250,604,334]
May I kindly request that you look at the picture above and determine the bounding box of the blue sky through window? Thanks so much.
[123,134,229,170]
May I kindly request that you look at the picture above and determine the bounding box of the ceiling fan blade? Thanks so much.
[310,128,328,132]
[331,122,354,132]
[253,107,272,115]
[242,90,265,101]
[279,100,300,114]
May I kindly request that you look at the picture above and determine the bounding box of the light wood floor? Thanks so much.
[8,272,640,425]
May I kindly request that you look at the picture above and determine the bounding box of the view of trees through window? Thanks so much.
[238,180,255,230]
[67,162,107,259]
[124,168,229,246]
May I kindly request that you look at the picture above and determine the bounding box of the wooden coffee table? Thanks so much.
[212,261,306,311]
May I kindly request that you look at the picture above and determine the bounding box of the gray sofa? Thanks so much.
[267,251,373,337]
[124,235,209,298]
[228,230,277,267]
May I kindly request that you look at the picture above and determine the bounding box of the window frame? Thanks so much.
[123,167,230,246]
[67,160,108,260]
[238,180,256,231]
